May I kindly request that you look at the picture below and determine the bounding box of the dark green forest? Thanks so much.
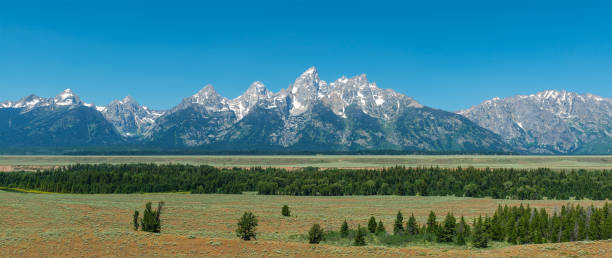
[1,164,612,200]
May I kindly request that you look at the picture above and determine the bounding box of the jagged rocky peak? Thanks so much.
[120,95,136,104]
[174,84,231,113]
[54,88,83,106]
[98,95,164,137]
[324,72,422,119]
[193,84,223,101]
[228,81,274,120]
[9,94,47,109]
[242,81,271,97]
[288,66,330,115]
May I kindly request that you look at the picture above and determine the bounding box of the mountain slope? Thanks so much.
[458,90,612,154]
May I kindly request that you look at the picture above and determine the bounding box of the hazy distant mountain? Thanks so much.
[0,89,123,147]
[458,90,612,154]
[148,67,509,152]
[97,96,164,137]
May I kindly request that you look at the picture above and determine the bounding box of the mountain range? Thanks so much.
[1,67,610,154]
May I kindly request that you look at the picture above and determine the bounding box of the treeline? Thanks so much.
[1,164,612,200]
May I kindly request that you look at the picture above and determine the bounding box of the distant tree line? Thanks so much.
[2,164,612,200]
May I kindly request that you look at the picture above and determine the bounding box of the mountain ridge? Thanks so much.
[459,90,612,154]
[1,68,609,154]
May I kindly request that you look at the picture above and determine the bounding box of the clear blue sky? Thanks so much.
[1,0,611,111]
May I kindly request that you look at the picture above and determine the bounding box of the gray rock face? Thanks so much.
[458,90,612,154]
[98,96,164,137]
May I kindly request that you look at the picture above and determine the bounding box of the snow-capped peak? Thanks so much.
[189,84,228,106]
[0,88,96,111]
[243,81,270,97]
[121,95,136,104]
[228,81,274,120]
[288,67,329,115]
[195,84,219,97]
[302,66,318,76]
[54,88,83,106]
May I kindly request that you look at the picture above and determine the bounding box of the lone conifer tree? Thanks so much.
[368,216,377,233]
[282,205,291,217]
[236,211,258,240]
[394,211,404,235]
[308,224,324,244]
[340,219,349,238]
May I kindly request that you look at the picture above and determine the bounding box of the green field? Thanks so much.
[2,155,612,170]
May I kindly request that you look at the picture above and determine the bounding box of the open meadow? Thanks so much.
[2,155,612,171]
[1,190,611,257]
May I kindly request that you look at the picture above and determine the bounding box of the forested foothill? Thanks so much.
[2,164,612,200]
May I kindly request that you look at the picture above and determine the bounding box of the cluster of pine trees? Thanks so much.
[482,203,612,244]
[2,164,612,200]
[312,203,612,247]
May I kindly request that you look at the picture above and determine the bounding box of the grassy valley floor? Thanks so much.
[1,191,611,257]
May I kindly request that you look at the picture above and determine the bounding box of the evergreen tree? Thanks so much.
[340,219,349,238]
[368,216,377,233]
[394,211,404,235]
[588,208,603,240]
[141,201,164,233]
[604,204,612,239]
[551,213,561,243]
[472,216,488,248]
[282,205,290,217]
[236,211,258,240]
[308,224,324,244]
[375,220,386,235]
[437,212,456,243]
[406,213,419,235]
[517,212,530,244]
[456,216,468,245]
[354,225,367,246]
[426,211,437,234]
[490,206,504,241]
[132,210,139,231]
